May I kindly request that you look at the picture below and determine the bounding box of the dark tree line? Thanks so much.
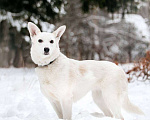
[0,0,139,21]
[81,0,139,18]
[0,0,65,21]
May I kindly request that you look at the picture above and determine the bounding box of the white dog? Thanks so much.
[28,22,144,120]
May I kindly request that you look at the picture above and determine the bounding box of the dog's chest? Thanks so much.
[35,67,72,100]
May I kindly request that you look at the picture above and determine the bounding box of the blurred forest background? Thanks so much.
[0,0,150,68]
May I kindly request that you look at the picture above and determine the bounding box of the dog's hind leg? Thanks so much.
[92,89,113,117]
[102,88,124,120]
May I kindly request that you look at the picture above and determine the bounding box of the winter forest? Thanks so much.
[0,0,150,120]
[0,0,150,67]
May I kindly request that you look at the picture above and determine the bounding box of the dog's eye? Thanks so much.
[50,40,54,44]
[38,39,43,43]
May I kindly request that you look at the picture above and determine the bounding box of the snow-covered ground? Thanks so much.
[0,67,149,120]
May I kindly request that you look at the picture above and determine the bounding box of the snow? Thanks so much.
[136,0,148,9]
[0,11,54,34]
[0,66,149,120]
[40,22,55,33]
[24,36,30,42]
[0,12,25,31]
[110,44,119,54]
[106,14,150,43]
[106,18,121,25]
[125,14,150,42]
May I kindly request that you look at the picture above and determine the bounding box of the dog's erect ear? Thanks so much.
[53,25,66,39]
[28,22,41,37]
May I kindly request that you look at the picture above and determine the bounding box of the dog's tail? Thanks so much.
[122,94,144,115]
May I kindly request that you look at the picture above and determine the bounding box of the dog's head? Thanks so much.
[28,22,66,66]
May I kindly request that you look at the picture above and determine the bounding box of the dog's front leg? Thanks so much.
[49,100,63,119]
[61,97,73,120]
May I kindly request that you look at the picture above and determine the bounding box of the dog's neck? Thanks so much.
[38,52,67,67]
[38,58,56,67]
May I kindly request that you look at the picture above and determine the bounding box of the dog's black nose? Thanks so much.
[44,48,49,53]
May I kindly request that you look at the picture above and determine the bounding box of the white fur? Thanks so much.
[28,22,144,120]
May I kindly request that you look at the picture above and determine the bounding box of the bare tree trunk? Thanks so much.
[121,0,126,19]
[0,20,10,67]
[13,48,24,67]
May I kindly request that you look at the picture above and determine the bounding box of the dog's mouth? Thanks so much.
[44,52,49,55]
